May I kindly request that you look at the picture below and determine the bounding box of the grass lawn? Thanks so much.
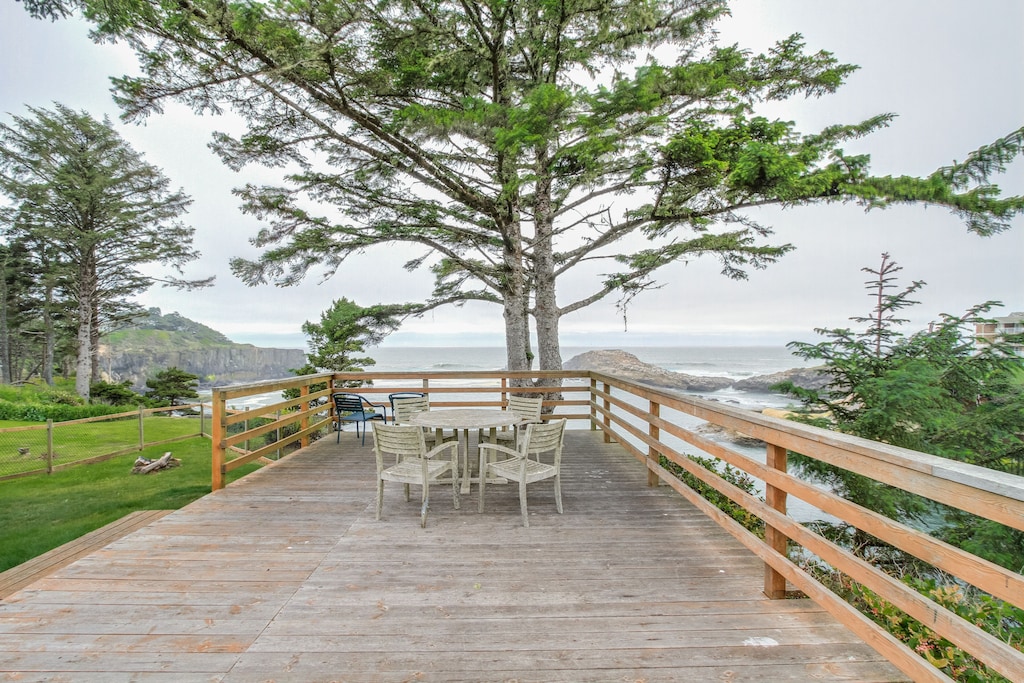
[0,436,262,573]
[0,415,205,477]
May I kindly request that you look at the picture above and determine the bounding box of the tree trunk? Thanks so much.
[504,295,530,371]
[42,281,54,386]
[502,217,531,378]
[90,299,101,382]
[532,149,563,376]
[0,259,9,385]
[75,254,97,399]
[75,293,92,398]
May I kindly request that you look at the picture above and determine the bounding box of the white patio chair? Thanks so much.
[391,394,453,445]
[477,419,566,527]
[488,395,543,450]
[371,422,460,528]
[391,394,430,424]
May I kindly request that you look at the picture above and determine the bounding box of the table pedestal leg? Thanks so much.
[457,427,501,494]
[459,428,472,494]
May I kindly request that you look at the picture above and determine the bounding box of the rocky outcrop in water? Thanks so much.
[562,349,733,391]
[562,349,828,393]
[733,366,830,392]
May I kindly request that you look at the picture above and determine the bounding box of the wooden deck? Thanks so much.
[0,430,906,682]
[0,510,174,599]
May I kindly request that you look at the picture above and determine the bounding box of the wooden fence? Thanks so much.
[211,370,1024,682]
[0,403,208,481]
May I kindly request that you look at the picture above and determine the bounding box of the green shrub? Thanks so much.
[90,380,148,406]
[0,399,124,422]
[659,453,765,536]
[43,389,82,405]
[819,570,1024,682]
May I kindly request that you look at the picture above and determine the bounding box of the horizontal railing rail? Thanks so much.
[210,369,1024,681]
[209,371,592,489]
[588,371,1024,683]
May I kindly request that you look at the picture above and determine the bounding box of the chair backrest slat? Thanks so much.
[519,419,566,462]
[507,395,542,422]
[389,392,425,418]
[371,422,428,470]
[333,393,367,414]
[393,396,430,424]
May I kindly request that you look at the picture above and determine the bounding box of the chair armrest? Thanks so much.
[425,440,459,461]
[365,400,388,420]
[478,442,519,459]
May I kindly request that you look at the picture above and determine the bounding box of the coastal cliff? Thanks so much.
[97,309,306,388]
[98,344,306,388]
[562,349,828,393]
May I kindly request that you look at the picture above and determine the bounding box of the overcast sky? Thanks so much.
[2,0,1021,351]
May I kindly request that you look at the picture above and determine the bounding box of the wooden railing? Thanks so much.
[210,369,1024,682]
[209,370,592,490]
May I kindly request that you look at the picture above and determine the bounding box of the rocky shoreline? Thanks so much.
[562,349,828,394]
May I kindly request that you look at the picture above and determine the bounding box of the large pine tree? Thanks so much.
[0,104,212,397]
[19,1,1024,382]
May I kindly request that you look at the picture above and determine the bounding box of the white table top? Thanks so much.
[407,408,518,430]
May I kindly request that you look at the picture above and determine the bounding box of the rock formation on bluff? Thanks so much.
[562,349,828,393]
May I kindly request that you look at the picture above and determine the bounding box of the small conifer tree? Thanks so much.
[144,367,200,407]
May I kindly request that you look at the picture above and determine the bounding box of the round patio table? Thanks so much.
[408,408,518,494]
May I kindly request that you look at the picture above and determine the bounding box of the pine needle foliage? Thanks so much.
[17,0,1024,376]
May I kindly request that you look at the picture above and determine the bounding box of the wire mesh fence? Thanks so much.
[0,405,207,481]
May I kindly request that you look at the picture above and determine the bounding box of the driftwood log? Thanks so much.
[132,452,180,474]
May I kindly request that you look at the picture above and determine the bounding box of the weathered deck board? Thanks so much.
[0,509,173,599]
[0,429,907,681]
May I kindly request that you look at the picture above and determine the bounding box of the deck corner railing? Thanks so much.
[211,368,1024,681]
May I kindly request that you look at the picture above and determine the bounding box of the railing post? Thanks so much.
[648,400,661,487]
[46,419,53,474]
[299,383,310,449]
[200,402,206,437]
[589,378,597,431]
[602,382,611,443]
[211,389,226,491]
[328,377,337,429]
[764,442,789,599]
[138,405,145,450]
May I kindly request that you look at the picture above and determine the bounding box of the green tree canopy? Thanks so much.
[20,1,1024,379]
[777,253,1024,567]
[144,366,200,406]
[302,297,400,374]
[0,238,51,384]
[0,104,213,398]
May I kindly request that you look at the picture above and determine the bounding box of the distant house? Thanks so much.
[975,312,1024,356]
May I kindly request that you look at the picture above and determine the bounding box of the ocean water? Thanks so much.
[219,345,810,411]
[363,345,812,411]
[366,345,812,381]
